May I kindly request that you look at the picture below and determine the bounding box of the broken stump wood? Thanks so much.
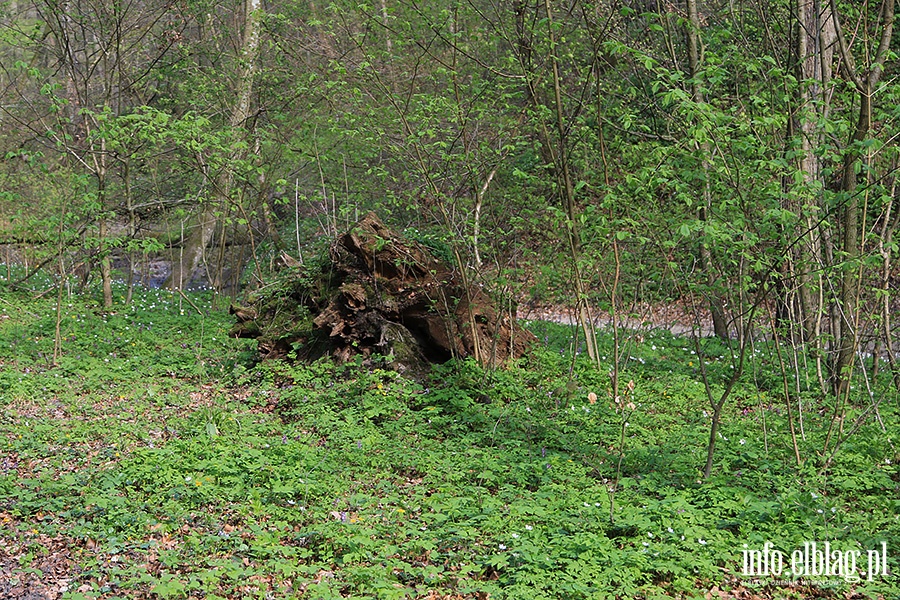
[230,212,535,375]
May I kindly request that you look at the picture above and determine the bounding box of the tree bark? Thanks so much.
[791,0,835,344]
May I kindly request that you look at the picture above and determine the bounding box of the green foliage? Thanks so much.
[403,227,455,266]
[2,0,900,595]
[0,292,897,598]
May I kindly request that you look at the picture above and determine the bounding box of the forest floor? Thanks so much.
[0,283,897,600]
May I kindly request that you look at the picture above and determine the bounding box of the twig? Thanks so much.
[178,290,205,315]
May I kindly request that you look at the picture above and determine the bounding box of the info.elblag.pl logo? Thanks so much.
[742,541,889,583]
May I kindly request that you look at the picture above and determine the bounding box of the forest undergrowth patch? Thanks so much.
[0,284,897,599]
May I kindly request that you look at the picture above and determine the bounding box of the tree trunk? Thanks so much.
[543,0,599,361]
[168,205,219,291]
[879,172,900,390]
[98,217,113,307]
[792,0,835,343]
[833,95,869,396]
[828,0,895,396]
[686,0,728,339]
[165,0,262,290]
[96,139,113,308]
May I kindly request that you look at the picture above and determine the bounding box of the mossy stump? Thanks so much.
[231,212,535,376]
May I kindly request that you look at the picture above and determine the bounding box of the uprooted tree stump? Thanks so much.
[230,212,535,376]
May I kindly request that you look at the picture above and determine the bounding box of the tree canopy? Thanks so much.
[1,0,899,394]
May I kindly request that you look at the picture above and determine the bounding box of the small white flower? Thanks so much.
[739,439,746,445]
[667,527,674,533]
[647,532,654,538]
[698,538,707,545]
[525,525,533,531]
[512,533,519,539]
[499,544,507,550]
[811,492,818,499]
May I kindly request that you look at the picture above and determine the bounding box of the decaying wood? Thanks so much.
[231,212,534,374]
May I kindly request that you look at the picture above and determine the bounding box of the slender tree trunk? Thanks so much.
[543,0,598,361]
[165,0,262,290]
[123,159,136,304]
[828,0,895,395]
[513,0,554,173]
[95,137,113,308]
[472,167,496,267]
[833,96,869,395]
[379,0,396,95]
[880,173,900,390]
[98,217,113,307]
[168,206,219,291]
[792,0,835,344]
[686,0,728,339]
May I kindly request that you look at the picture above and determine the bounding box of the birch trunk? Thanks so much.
[165,0,262,290]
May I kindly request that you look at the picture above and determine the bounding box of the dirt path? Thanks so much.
[517,301,715,337]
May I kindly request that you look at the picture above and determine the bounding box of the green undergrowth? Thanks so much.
[0,284,897,599]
